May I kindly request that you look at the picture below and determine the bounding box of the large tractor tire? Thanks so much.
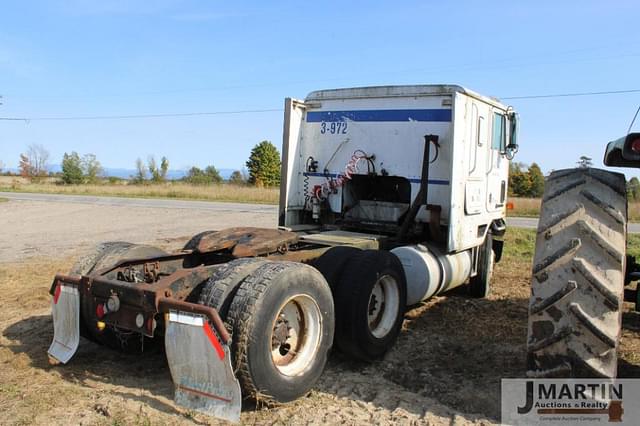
[70,241,167,353]
[333,250,407,361]
[527,168,627,378]
[226,261,334,403]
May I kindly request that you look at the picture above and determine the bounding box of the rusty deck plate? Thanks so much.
[196,227,299,257]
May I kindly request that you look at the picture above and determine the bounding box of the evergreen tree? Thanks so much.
[528,163,545,197]
[246,141,281,187]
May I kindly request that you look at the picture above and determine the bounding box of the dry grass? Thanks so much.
[507,197,540,217]
[0,231,638,424]
[509,196,640,221]
[0,176,279,204]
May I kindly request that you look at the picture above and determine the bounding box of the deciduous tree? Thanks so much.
[20,144,49,181]
[184,165,223,185]
[82,153,102,183]
[160,156,169,181]
[528,163,545,198]
[629,177,640,200]
[61,152,84,184]
[132,158,147,184]
[229,170,246,185]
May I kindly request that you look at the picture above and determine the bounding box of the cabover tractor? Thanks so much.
[527,133,640,378]
[48,85,519,422]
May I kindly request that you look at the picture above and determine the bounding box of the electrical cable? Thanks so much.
[0,108,282,122]
[627,104,640,135]
[304,156,314,208]
[313,151,369,200]
[3,89,640,123]
[502,88,640,100]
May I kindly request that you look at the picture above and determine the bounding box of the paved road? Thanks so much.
[504,215,640,233]
[0,192,277,263]
[0,191,276,213]
[1,192,638,234]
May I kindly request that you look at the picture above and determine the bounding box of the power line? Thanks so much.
[502,88,640,100]
[1,89,640,122]
[0,108,282,122]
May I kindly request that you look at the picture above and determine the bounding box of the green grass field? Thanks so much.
[503,227,640,260]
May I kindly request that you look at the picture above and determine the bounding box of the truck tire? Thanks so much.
[71,242,167,353]
[70,241,135,276]
[226,261,334,403]
[198,258,268,322]
[527,168,626,378]
[310,246,361,289]
[333,250,407,361]
[467,233,494,298]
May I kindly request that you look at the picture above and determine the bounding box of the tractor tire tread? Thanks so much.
[526,167,626,378]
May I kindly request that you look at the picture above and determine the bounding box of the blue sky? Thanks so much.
[1,0,640,176]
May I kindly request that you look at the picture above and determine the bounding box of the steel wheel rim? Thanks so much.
[367,274,400,338]
[270,294,322,376]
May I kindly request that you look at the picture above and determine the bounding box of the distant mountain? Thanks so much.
[18,165,238,180]
[101,167,237,180]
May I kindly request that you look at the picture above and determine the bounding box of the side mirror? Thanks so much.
[604,132,640,168]
[622,132,640,160]
[505,111,519,159]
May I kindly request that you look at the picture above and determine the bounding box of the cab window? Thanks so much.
[492,113,505,151]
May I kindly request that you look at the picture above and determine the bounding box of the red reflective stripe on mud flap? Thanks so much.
[202,321,225,360]
[177,384,232,403]
[53,283,62,304]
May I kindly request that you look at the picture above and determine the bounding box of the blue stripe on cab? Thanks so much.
[306,109,451,123]
[302,172,449,186]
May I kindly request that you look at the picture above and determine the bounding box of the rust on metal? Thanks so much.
[48,229,333,342]
[266,246,330,263]
[49,274,82,295]
[158,297,231,344]
[196,227,299,257]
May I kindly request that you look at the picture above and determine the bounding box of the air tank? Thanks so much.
[391,244,472,305]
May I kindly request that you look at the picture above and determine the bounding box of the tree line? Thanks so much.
[509,162,545,198]
[10,145,640,198]
[10,140,282,187]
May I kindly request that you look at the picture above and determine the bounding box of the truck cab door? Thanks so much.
[485,112,507,212]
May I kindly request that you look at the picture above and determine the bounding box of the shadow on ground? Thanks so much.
[4,292,639,422]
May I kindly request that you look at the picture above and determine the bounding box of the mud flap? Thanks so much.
[165,310,241,423]
[47,282,80,364]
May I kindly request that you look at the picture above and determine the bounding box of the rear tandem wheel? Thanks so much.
[224,261,334,403]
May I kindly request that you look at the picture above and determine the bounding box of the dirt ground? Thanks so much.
[0,199,638,425]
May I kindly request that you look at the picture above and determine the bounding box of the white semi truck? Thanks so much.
[47,84,518,422]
